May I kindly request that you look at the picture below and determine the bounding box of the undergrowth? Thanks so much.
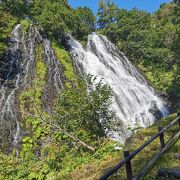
[67,113,179,180]
[0,8,17,55]
[0,111,179,179]
[52,41,77,86]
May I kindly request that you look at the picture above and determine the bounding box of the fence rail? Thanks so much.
[100,114,180,180]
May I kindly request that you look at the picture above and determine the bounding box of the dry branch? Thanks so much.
[33,104,95,151]
[9,100,95,151]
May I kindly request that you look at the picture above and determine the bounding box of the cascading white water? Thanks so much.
[21,26,37,87]
[36,30,64,112]
[67,33,169,143]
[0,24,64,151]
[0,24,22,152]
[43,39,64,93]
[0,25,38,153]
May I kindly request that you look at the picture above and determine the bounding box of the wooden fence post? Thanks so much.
[158,127,165,149]
[177,112,180,128]
[124,151,133,180]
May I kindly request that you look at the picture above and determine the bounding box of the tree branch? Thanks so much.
[9,100,95,151]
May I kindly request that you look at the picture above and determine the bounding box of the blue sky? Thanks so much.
[69,0,172,14]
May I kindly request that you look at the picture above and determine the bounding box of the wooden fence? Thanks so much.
[100,113,180,180]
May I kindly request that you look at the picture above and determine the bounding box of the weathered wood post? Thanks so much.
[124,151,133,180]
[158,127,165,149]
[168,171,175,180]
[177,112,180,128]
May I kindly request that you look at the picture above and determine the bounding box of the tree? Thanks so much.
[30,0,77,39]
[30,1,95,40]
[56,76,115,139]
[74,7,96,40]
[1,0,28,18]
[97,0,119,29]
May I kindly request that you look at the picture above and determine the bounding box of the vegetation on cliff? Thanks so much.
[0,0,179,179]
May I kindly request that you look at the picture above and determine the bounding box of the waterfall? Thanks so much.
[0,24,64,151]
[37,30,64,112]
[0,24,22,151]
[0,24,39,152]
[66,33,169,143]
[0,23,169,148]
[43,38,64,94]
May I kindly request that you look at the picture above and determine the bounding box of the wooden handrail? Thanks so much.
[133,130,180,179]
[99,115,180,180]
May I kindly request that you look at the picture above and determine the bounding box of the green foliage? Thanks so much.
[20,19,30,33]
[30,0,77,39]
[98,0,119,29]
[0,139,121,179]
[29,0,96,40]
[1,0,28,18]
[74,6,96,40]
[52,41,77,83]
[0,7,17,55]
[56,76,115,139]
